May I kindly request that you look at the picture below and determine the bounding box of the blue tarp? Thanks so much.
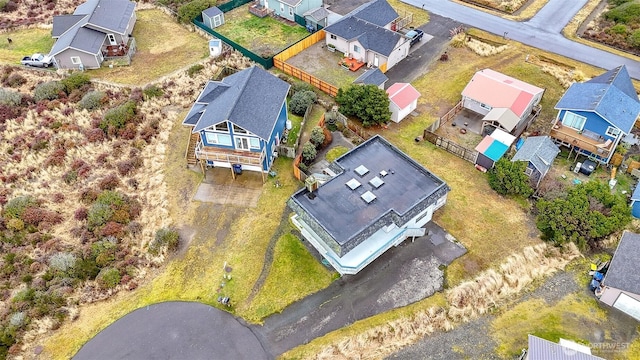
[484,141,509,161]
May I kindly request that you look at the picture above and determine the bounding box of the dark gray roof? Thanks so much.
[324,16,402,56]
[527,335,604,360]
[353,68,388,86]
[602,231,640,295]
[555,66,640,134]
[347,0,398,27]
[52,15,85,37]
[86,0,136,34]
[511,136,559,176]
[183,66,290,140]
[202,6,222,17]
[290,135,449,245]
[51,19,106,56]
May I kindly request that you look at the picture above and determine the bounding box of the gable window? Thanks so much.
[330,34,337,40]
[562,111,586,131]
[233,124,248,134]
[353,45,360,53]
[606,126,621,138]
[205,132,232,146]
[107,33,117,45]
[71,56,81,65]
[214,122,229,132]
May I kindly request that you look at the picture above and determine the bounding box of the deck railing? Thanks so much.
[195,141,265,166]
[550,123,613,158]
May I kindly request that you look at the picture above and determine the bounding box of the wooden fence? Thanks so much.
[273,31,339,97]
[292,113,326,181]
[423,131,478,164]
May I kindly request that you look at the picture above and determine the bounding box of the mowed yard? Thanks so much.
[215,5,309,58]
[89,9,209,85]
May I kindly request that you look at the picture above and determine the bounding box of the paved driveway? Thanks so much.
[72,223,465,359]
[402,0,640,79]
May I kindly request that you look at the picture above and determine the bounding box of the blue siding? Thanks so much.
[633,201,640,218]
[263,101,288,170]
[201,130,234,149]
[559,109,620,141]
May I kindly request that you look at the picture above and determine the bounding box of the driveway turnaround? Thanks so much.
[71,223,465,359]
[72,302,269,360]
[402,0,640,79]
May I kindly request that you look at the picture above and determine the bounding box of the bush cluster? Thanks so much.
[61,73,91,94]
[289,90,316,115]
[177,0,217,23]
[143,84,164,99]
[0,88,22,106]
[187,64,204,77]
[148,227,180,255]
[86,190,140,231]
[33,81,65,102]
[3,73,26,88]
[78,91,106,110]
[100,100,137,134]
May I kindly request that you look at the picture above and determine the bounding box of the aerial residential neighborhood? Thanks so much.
[1,0,640,359]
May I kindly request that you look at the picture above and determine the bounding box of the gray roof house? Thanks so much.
[182,66,290,175]
[511,136,560,188]
[288,135,450,275]
[50,0,137,70]
[597,231,640,321]
[524,335,604,360]
[323,0,409,72]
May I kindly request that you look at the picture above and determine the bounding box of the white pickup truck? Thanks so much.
[21,53,54,68]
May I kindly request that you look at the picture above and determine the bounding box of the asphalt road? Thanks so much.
[402,0,640,79]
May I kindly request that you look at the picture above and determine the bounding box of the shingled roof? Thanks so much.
[182,66,290,140]
[602,231,640,296]
[555,65,640,134]
[347,0,398,27]
[511,136,560,176]
[324,16,402,56]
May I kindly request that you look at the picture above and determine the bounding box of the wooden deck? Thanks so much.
[195,141,265,167]
[341,57,366,72]
[249,4,271,18]
[550,123,613,158]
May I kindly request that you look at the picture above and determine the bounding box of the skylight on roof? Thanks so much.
[361,191,376,204]
[369,176,384,188]
[346,178,361,190]
[379,170,388,177]
[355,165,369,176]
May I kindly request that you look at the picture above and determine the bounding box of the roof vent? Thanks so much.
[361,191,376,204]
[355,165,369,176]
[380,170,388,177]
[346,178,361,190]
[369,176,384,188]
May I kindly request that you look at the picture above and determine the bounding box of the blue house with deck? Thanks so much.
[550,65,640,165]
[182,66,290,179]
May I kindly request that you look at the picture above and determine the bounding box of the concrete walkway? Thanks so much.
[402,0,640,79]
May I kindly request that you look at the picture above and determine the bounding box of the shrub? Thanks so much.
[630,29,640,48]
[87,203,114,230]
[291,82,315,94]
[92,240,117,266]
[178,0,216,23]
[3,196,36,219]
[78,90,105,110]
[289,90,316,115]
[3,73,26,88]
[100,100,137,133]
[96,268,120,289]
[8,312,26,328]
[61,73,90,94]
[1,0,17,12]
[74,207,88,221]
[610,24,628,35]
[604,2,640,24]
[487,158,534,197]
[309,126,326,146]
[187,64,204,77]
[148,227,180,255]
[0,88,22,106]
[49,252,76,273]
[98,173,121,191]
[302,142,317,163]
[143,84,163,99]
[6,218,24,232]
[336,85,391,127]
[33,81,65,102]
[85,128,105,142]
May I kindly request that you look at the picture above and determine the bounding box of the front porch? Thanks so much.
[550,123,614,161]
[102,38,137,66]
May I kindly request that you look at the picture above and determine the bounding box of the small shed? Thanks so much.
[202,6,224,29]
[208,39,223,57]
[631,184,640,218]
[386,83,420,123]
[474,128,515,170]
[353,68,388,89]
[511,136,560,187]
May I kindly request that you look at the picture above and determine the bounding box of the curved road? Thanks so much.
[402,0,640,79]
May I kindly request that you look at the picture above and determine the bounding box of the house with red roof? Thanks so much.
[461,69,544,136]
[386,83,420,123]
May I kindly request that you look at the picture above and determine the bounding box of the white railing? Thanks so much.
[195,141,265,166]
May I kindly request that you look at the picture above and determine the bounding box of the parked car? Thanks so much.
[21,53,54,68]
[406,29,424,47]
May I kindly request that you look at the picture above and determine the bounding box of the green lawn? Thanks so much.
[89,9,209,85]
[216,5,309,57]
[0,28,55,65]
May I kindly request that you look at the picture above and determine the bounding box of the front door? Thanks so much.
[373,55,379,67]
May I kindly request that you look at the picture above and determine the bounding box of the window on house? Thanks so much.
[205,132,232,146]
[606,126,621,138]
[235,136,260,150]
[524,167,533,176]
[289,6,293,16]
[353,45,360,53]
[107,33,117,45]
[280,3,284,13]
[480,103,491,110]
[71,56,81,65]
[233,124,248,134]
[562,111,586,131]
[214,122,229,132]
[330,34,337,40]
